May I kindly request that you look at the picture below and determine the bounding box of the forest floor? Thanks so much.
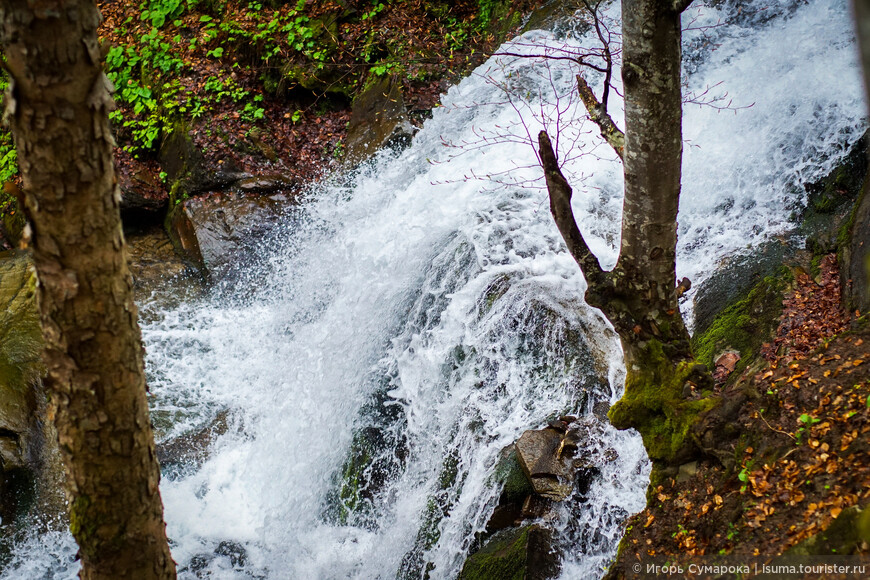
[95,0,538,207]
[613,255,870,571]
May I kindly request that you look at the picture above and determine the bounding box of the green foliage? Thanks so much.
[0,131,17,184]
[105,25,190,155]
[140,0,186,28]
[0,74,18,185]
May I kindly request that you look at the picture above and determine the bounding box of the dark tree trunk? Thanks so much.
[0,1,176,578]
[539,0,712,465]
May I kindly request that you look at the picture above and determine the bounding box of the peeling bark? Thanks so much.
[0,0,176,578]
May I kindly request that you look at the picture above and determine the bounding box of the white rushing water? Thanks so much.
[2,0,865,578]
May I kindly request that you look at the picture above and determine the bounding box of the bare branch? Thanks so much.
[576,75,624,159]
[538,130,605,282]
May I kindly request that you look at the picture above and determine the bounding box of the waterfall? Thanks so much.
[1,0,864,578]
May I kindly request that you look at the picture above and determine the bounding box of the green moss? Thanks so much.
[68,495,98,560]
[837,174,868,256]
[692,267,791,374]
[460,526,531,580]
[609,340,718,464]
[493,448,533,504]
[787,505,870,555]
[0,251,44,397]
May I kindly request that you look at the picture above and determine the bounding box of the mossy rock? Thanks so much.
[459,524,559,580]
[786,504,870,555]
[838,174,870,313]
[0,250,44,525]
[0,190,25,247]
[493,446,534,505]
[692,267,791,375]
[804,130,868,217]
[324,385,408,528]
[282,62,357,98]
[609,340,718,465]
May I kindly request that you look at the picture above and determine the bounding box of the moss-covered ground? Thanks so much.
[606,255,870,577]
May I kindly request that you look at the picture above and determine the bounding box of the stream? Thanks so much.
[1,0,866,578]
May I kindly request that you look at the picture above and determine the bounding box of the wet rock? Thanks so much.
[514,427,573,501]
[235,172,296,193]
[592,400,610,421]
[494,445,535,503]
[344,75,415,164]
[156,410,231,475]
[0,250,44,522]
[486,502,523,535]
[159,122,251,196]
[523,0,583,36]
[214,540,248,568]
[125,224,203,304]
[460,524,559,580]
[841,183,870,314]
[693,239,798,336]
[166,190,296,276]
[558,427,582,458]
[118,163,168,218]
[520,494,553,520]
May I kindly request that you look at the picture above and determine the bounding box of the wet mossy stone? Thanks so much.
[786,504,870,555]
[459,524,559,580]
[0,251,43,470]
[839,174,870,313]
[608,341,718,465]
[692,267,791,376]
[804,129,869,217]
[343,74,415,165]
[494,446,534,505]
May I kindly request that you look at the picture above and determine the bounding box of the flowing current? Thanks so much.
[2,0,865,578]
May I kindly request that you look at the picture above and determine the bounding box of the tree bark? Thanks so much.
[539,0,705,465]
[612,0,691,356]
[0,1,176,578]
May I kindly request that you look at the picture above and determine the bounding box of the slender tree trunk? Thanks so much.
[0,1,176,578]
[609,0,692,356]
[540,0,712,465]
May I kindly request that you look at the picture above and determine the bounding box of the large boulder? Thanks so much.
[0,250,44,522]
[159,121,251,198]
[343,75,415,164]
[459,524,559,580]
[840,181,870,314]
[166,190,295,277]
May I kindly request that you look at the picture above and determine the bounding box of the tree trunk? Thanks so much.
[0,1,176,578]
[540,0,711,465]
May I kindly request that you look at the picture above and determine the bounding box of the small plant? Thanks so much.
[795,413,821,444]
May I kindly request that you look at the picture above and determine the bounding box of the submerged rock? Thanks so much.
[156,410,232,476]
[126,224,203,304]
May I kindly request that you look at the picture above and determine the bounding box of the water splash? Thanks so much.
[1,1,864,578]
